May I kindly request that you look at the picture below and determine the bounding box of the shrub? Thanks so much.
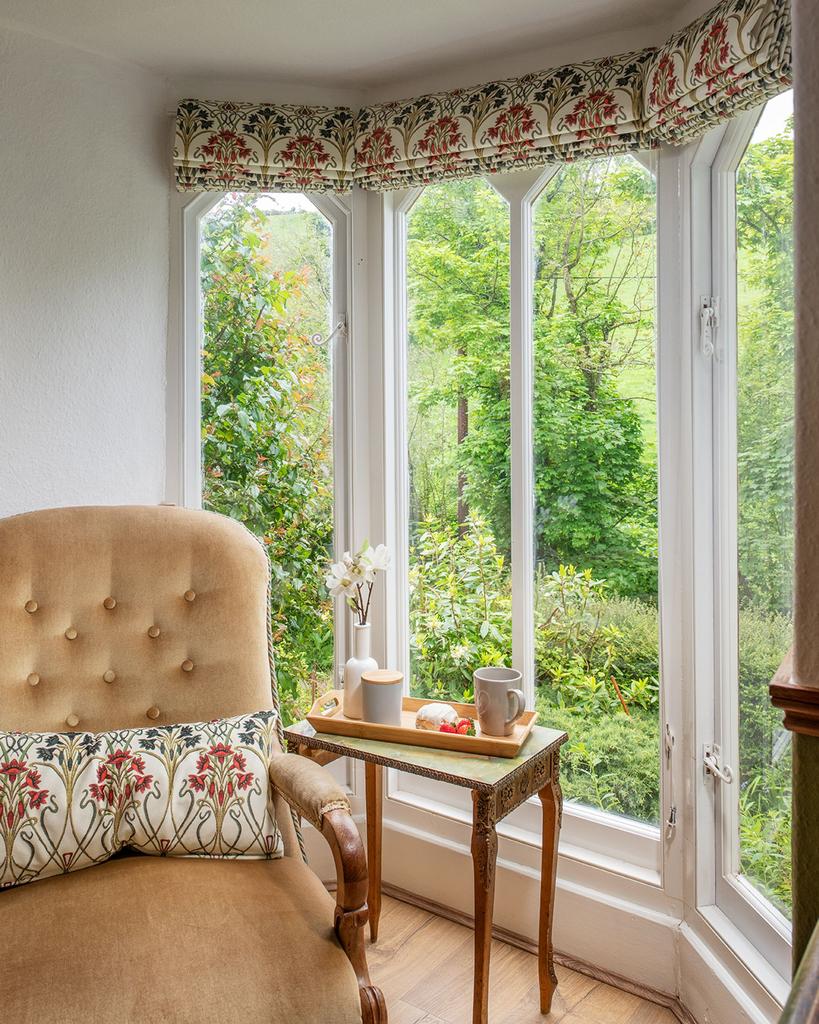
[410,518,511,700]
[534,567,659,717]
[539,704,660,823]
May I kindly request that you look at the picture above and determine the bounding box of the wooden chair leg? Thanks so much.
[365,761,383,942]
[471,790,498,1024]
[538,761,562,1014]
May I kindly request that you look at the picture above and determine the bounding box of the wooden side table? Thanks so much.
[285,721,567,1024]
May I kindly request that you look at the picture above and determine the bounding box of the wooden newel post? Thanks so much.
[769,0,819,973]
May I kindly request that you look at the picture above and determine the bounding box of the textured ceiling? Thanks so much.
[0,0,687,89]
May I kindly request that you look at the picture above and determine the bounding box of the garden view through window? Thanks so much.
[734,91,794,916]
[406,161,660,825]
[199,193,336,723]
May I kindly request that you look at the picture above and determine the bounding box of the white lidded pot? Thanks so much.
[361,669,404,725]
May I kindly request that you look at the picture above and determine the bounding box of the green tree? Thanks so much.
[407,161,658,599]
[736,118,795,614]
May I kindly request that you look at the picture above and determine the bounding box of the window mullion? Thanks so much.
[508,193,536,707]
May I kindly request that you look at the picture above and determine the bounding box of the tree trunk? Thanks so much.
[457,342,469,533]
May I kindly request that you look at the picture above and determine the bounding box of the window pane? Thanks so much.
[531,156,660,824]
[405,179,512,699]
[200,193,335,722]
[736,92,794,917]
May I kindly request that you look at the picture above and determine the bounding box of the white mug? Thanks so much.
[473,667,526,737]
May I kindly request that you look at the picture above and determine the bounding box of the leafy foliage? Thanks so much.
[200,195,335,711]
[409,518,511,702]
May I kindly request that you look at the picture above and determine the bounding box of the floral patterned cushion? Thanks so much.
[0,711,283,890]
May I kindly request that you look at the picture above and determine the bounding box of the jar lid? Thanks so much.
[362,669,403,685]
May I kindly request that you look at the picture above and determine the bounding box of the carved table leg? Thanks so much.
[538,757,562,1014]
[365,761,383,942]
[471,790,498,1024]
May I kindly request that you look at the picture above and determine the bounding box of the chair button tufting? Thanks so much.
[181,659,194,672]
[146,706,160,720]
[27,673,40,687]
[103,597,117,610]
[184,589,196,603]
[66,714,80,729]
[24,600,38,613]
[147,625,161,638]
[65,627,78,640]
[103,670,116,683]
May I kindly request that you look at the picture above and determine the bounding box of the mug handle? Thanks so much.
[506,688,526,726]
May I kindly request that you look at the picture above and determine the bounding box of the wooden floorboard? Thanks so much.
[367,896,679,1024]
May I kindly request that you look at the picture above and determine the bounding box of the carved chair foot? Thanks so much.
[360,984,388,1024]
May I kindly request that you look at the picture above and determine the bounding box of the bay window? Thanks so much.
[174,88,796,1015]
[708,89,794,970]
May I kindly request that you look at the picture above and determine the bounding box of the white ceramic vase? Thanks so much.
[343,623,378,720]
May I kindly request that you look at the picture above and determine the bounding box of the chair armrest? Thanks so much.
[268,753,351,831]
[269,754,387,1023]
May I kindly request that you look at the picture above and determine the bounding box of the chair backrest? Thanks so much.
[0,505,275,734]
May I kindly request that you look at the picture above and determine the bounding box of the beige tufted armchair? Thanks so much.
[0,505,386,1024]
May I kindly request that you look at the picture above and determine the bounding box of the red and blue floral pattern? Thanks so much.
[0,711,283,890]
[173,0,789,194]
[643,0,791,143]
[174,99,356,193]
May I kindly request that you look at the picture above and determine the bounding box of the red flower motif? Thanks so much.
[0,760,27,779]
[186,742,256,814]
[0,758,49,838]
[90,750,152,814]
[487,104,537,151]
[563,91,621,139]
[417,116,464,167]
[694,19,734,87]
[649,54,680,111]
[357,127,399,177]
[279,135,331,187]
[199,129,253,185]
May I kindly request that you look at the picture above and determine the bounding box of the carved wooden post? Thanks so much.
[770,0,819,971]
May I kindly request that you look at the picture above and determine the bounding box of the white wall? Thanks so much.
[0,27,170,518]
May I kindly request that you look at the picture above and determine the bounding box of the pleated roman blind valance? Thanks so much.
[174,99,357,192]
[643,0,792,144]
[353,50,652,190]
[173,0,791,195]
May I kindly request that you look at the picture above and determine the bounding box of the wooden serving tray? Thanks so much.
[306,690,538,757]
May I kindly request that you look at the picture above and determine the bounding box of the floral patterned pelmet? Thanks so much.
[174,0,790,194]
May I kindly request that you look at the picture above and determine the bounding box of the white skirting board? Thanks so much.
[300,815,786,1024]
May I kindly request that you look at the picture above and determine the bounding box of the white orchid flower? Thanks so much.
[325,561,357,598]
[361,543,390,581]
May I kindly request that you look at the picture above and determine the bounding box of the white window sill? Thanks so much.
[386,769,662,886]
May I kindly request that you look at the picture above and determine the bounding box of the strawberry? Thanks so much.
[456,718,476,736]
[439,723,457,733]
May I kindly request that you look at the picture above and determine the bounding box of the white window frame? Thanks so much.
[175,189,354,678]
[384,157,667,881]
[704,102,792,976]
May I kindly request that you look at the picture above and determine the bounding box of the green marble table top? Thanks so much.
[285,720,567,790]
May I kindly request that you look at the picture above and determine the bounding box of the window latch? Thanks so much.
[311,314,348,348]
[699,296,718,359]
[703,744,734,784]
[665,804,677,839]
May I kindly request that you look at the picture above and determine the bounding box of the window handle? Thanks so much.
[703,744,734,784]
